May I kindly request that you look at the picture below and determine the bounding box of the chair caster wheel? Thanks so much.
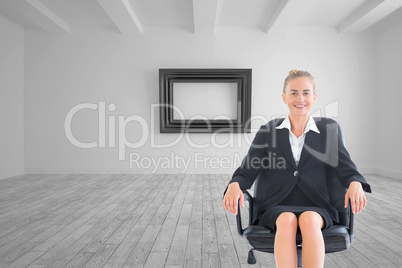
[247,250,257,264]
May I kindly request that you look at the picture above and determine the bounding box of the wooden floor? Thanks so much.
[0,173,401,268]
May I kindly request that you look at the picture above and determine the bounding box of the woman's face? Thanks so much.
[282,77,317,118]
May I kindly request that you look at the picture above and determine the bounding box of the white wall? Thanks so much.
[370,7,402,179]
[23,26,377,174]
[0,14,24,179]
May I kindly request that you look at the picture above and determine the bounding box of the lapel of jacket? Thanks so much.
[276,128,297,170]
[298,131,321,168]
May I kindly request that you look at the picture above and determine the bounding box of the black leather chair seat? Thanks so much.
[321,225,352,252]
[242,224,352,255]
[242,226,275,253]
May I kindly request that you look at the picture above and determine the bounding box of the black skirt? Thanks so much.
[257,184,333,232]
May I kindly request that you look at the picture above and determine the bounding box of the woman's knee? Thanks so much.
[298,211,324,232]
[276,212,298,231]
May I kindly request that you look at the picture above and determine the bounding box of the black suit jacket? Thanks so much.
[226,117,371,224]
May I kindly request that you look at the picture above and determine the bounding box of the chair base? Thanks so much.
[297,246,302,268]
[246,246,303,266]
[247,250,256,264]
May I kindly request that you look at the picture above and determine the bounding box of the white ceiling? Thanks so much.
[0,0,401,35]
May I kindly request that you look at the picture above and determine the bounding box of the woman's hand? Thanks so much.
[344,181,367,214]
[223,182,244,216]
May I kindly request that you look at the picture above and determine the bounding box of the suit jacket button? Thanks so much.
[294,171,299,176]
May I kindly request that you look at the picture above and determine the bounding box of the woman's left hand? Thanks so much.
[344,181,367,214]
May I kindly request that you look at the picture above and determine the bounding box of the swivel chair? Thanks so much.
[235,166,354,267]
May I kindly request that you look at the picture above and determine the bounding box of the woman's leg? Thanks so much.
[274,212,298,268]
[298,211,325,268]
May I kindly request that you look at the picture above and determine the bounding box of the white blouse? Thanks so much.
[275,115,320,166]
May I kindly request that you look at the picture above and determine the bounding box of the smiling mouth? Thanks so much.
[295,105,307,108]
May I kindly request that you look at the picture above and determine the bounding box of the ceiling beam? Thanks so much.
[3,0,70,33]
[97,0,143,35]
[338,0,402,33]
[266,0,317,35]
[266,0,290,34]
[266,0,323,35]
[192,0,219,34]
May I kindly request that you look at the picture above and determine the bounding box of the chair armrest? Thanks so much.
[349,201,354,238]
[236,190,254,236]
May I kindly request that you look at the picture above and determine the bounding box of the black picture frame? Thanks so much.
[159,68,252,133]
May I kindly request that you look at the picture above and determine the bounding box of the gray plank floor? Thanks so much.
[0,173,400,268]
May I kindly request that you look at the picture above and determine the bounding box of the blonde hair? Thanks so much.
[283,69,316,93]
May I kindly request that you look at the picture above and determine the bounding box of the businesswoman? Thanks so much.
[223,70,371,268]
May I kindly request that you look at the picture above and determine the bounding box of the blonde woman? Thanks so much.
[223,70,371,268]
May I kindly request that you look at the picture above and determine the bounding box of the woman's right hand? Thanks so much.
[223,182,244,216]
